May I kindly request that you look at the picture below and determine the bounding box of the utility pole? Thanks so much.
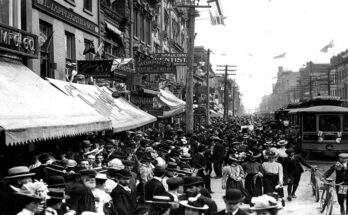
[232,85,239,117]
[216,65,236,120]
[177,1,211,134]
[328,68,331,96]
[205,49,211,126]
[309,61,313,99]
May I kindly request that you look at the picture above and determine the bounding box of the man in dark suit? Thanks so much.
[144,165,167,201]
[322,153,348,215]
[283,148,312,201]
[212,136,225,178]
[111,169,138,215]
[192,145,212,193]
[66,169,97,214]
[215,189,248,215]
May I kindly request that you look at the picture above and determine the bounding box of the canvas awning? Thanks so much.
[105,21,123,36]
[0,60,112,146]
[111,58,133,72]
[158,89,186,117]
[47,79,157,132]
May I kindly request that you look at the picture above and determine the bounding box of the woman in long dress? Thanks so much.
[222,153,245,191]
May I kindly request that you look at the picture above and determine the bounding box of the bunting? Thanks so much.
[273,52,286,59]
[320,40,334,53]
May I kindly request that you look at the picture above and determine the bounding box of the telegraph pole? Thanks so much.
[177,1,211,134]
[205,49,211,126]
[309,61,313,99]
[216,65,236,120]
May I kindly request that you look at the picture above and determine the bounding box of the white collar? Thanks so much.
[154,176,162,182]
[19,208,35,215]
[117,183,131,191]
[226,208,239,215]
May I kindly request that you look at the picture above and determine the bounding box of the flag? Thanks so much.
[273,52,286,59]
[41,31,54,53]
[83,41,95,55]
[320,40,334,53]
[95,42,104,58]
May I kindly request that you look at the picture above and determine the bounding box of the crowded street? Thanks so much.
[2,0,348,215]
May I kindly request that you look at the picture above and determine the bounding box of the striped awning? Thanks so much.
[0,60,112,146]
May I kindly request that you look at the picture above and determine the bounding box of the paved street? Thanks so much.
[211,161,341,215]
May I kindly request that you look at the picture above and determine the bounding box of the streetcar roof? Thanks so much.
[288,108,305,113]
[298,105,348,113]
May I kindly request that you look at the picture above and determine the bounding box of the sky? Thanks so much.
[194,0,348,113]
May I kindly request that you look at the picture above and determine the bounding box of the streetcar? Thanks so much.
[284,97,348,157]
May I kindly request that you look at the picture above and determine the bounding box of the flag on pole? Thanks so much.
[209,11,217,25]
[320,40,334,53]
[95,42,104,58]
[41,31,54,53]
[273,52,286,59]
[83,41,96,55]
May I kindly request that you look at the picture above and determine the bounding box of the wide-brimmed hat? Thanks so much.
[141,153,155,162]
[66,160,77,168]
[96,173,108,180]
[46,176,66,188]
[170,148,181,156]
[211,136,221,141]
[223,189,245,203]
[180,197,209,210]
[166,162,178,171]
[265,150,277,158]
[45,164,66,175]
[229,154,242,162]
[251,151,262,159]
[107,158,125,170]
[48,188,70,199]
[264,141,273,146]
[179,153,192,160]
[183,176,204,188]
[339,153,348,159]
[250,194,281,211]
[15,189,43,201]
[82,140,92,147]
[145,195,175,204]
[110,151,128,160]
[122,160,135,166]
[115,169,132,179]
[154,165,167,174]
[277,140,288,146]
[79,169,97,177]
[4,166,35,179]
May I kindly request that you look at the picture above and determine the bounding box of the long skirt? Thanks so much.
[263,174,284,198]
[245,174,263,198]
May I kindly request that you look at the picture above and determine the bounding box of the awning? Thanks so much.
[47,79,157,132]
[105,21,123,36]
[0,60,112,146]
[158,89,186,117]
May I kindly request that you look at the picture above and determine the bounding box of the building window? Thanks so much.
[65,32,76,62]
[0,0,21,28]
[40,21,54,78]
[145,19,151,44]
[140,14,145,41]
[84,39,94,60]
[84,0,92,12]
[133,9,139,37]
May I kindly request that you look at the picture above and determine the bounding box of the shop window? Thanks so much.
[65,31,76,62]
[0,0,21,28]
[84,0,92,12]
[140,14,145,42]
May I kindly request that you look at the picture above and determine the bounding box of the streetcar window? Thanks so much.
[319,115,340,131]
[303,114,316,131]
[344,115,348,131]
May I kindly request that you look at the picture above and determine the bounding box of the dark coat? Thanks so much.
[111,185,137,215]
[144,178,166,200]
[323,163,348,185]
[215,208,249,215]
[66,183,96,214]
[283,155,312,179]
[212,143,225,162]
[192,152,207,169]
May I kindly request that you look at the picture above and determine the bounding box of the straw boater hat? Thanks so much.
[4,166,35,179]
[47,188,70,200]
[179,153,192,160]
[277,140,288,146]
[146,195,175,205]
[180,194,209,210]
[339,153,348,158]
[250,194,282,211]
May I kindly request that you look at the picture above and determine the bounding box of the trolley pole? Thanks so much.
[216,65,236,120]
[177,1,211,134]
[206,49,211,125]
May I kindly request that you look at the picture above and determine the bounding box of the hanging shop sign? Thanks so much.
[33,0,99,36]
[152,53,188,66]
[77,60,113,78]
[0,23,38,58]
[137,59,176,74]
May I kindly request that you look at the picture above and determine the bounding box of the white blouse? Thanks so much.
[262,161,283,184]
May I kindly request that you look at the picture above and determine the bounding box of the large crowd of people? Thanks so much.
[0,117,317,215]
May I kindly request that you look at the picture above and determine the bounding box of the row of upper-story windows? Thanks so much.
[133,9,152,45]
[0,0,21,29]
